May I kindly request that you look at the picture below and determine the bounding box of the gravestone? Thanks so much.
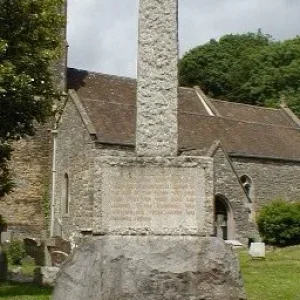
[53,1,246,299]
[249,242,266,258]
[1,231,12,244]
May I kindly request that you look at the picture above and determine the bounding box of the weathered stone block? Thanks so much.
[34,266,60,286]
[53,236,246,300]
[94,156,214,236]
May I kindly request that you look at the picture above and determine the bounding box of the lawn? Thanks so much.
[0,245,299,300]
[0,282,52,300]
[0,259,53,300]
[239,245,300,300]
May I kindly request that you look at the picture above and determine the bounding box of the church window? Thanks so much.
[240,175,253,201]
[63,173,69,214]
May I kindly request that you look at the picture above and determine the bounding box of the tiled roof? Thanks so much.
[210,99,295,127]
[179,114,300,160]
[67,68,300,160]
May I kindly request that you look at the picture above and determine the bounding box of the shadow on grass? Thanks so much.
[0,281,53,298]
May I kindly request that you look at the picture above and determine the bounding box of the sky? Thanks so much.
[67,0,300,78]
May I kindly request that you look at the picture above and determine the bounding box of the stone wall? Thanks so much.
[54,97,96,238]
[213,149,257,243]
[0,125,52,237]
[232,157,300,211]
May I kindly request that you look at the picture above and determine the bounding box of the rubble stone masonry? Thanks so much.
[0,126,52,237]
[213,149,257,243]
[54,98,96,238]
[232,157,300,210]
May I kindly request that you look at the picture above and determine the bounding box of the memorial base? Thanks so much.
[53,236,246,300]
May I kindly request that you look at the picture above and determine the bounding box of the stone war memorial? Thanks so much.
[53,1,246,299]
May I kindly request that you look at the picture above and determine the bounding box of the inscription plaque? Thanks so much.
[102,165,206,234]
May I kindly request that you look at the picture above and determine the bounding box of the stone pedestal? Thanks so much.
[54,155,246,299]
[53,236,246,300]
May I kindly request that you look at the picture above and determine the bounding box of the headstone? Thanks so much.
[249,242,265,258]
[1,231,13,244]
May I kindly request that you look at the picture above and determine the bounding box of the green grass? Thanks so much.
[0,282,52,300]
[8,261,35,276]
[239,245,300,300]
[0,259,52,300]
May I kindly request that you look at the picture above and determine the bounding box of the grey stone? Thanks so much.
[1,231,13,244]
[11,266,22,274]
[53,236,246,300]
[51,251,69,267]
[225,240,245,248]
[136,0,178,157]
[249,242,265,258]
[94,157,214,236]
[34,266,60,286]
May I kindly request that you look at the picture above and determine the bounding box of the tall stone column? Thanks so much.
[136,0,178,157]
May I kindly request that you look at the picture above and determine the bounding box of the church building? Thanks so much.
[2,2,300,245]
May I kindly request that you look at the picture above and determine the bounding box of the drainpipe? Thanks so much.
[50,127,58,237]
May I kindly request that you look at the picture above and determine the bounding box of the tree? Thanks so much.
[179,32,300,114]
[0,0,64,196]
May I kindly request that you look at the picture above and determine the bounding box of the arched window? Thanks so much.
[63,173,69,214]
[240,175,253,201]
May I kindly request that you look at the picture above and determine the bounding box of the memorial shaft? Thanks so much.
[136,0,179,157]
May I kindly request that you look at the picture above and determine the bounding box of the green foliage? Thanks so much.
[0,144,13,197]
[179,31,300,114]
[4,240,26,265]
[0,0,65,196]
[256,200,300,246]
